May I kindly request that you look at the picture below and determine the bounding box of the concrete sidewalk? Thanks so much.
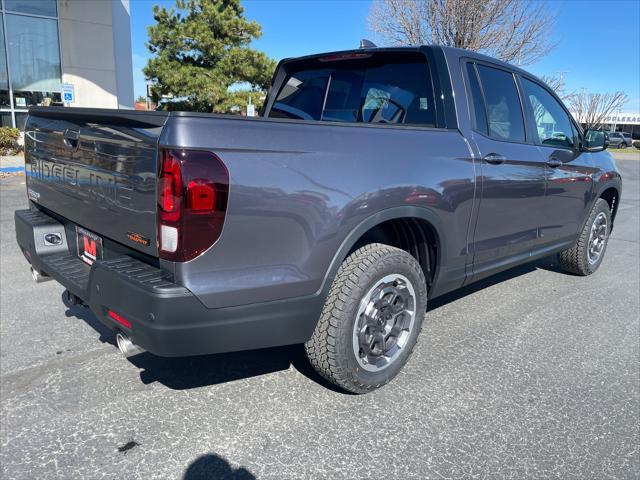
[611,149,640,161]
[0,155,24,173]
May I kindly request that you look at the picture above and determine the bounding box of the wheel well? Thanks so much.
[600,187,619,224]
[348,218,439,292]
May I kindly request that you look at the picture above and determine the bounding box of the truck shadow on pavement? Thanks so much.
[428,255,563,310]
[61,292,343,393]
[61,256,562,393]
[183,453,255,480]
[130,343,343,392]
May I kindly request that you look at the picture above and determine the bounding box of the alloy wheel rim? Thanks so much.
[353,274,416,372]
[588,212,608,265]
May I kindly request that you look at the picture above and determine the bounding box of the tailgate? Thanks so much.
[24,108,168,256]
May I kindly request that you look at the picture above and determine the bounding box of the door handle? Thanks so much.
[483,153,506,165]
[546,156,562,168]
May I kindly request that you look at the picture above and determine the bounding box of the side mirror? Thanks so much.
[582,129,608,152]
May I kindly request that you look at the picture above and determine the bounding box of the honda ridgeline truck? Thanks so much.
[15,46,621,393]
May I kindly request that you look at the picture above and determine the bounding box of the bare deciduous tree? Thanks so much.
[567,91,629,130]
[368,0,556,65]
[540,74,568,100]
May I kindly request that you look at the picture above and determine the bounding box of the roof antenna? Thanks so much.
[359,39,377,49]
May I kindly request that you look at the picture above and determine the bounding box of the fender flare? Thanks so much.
[594,177,622,224]
[594,178,622,199]
[316,206,447,298]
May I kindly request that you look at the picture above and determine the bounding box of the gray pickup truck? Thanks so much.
[15,45,621,393]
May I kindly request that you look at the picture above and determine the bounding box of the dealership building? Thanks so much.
[0,0,134,129]
[602,111,640,140]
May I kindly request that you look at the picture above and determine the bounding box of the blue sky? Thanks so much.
[130,0,640,112]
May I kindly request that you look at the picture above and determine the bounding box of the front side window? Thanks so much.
[476,64,526,143]
[269,53,436,126]
[521,77,575,149]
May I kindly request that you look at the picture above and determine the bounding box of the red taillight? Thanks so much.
[160,177,174,211]
[108,310,131,329]
[157,149,229,262]
[318,52,372,62]
[158,151,182,219]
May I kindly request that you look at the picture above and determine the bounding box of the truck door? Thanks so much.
[517,76,595,244]
[464,62,548,281]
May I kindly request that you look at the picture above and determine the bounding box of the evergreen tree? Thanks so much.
[144,0,275,112]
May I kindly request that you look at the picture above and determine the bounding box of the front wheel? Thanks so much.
[305,243,427,394]
[558,198,611,276]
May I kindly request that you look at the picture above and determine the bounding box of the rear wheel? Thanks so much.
[558,198,611,276]
[305,243,427,394]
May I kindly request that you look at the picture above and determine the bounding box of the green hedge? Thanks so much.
[0,126,21,155]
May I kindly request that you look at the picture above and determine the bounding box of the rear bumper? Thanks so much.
[15,209,321,357]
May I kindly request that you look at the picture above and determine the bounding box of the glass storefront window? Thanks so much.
[0,21,9,108]
[13,91,61,107]
[0,22,7,89]
[6,14,61,103]
[0,112,12,127]
[14,111,27,130]
[4,0,57,17]
[0,90,9,107]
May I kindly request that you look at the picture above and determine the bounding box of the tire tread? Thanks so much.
[305,243,426,393]
[558,198,610,276]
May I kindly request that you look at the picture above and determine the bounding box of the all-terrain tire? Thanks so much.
[305,243,427,394]
[558,198,611,276]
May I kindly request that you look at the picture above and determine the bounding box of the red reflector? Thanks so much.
[187,180,216,211]
[108,310,131,329]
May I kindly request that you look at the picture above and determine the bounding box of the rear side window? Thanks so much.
[269,53,436,126]
[476,64,526,143]
[465,63,488,135]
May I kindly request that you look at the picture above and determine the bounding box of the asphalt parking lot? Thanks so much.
[1,157,638,479]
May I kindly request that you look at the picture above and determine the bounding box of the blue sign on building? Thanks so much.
[61,83,75,104]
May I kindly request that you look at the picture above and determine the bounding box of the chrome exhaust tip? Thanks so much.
[31,266,52,283]
[115,332,145,358]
